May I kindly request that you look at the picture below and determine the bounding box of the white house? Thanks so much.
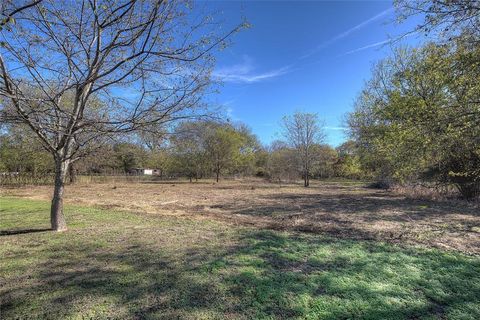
[131,168,161,176]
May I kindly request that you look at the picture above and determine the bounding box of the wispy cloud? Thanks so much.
[213,55,290,84]
[340,31,417,56]
[301,7,393,59]
[341,39,391,56]
[328,8,393,43]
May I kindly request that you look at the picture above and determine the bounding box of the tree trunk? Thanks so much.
[304,161,310,187]
[216,164,220,183]
[51,159,68,231]
[68,162,76,184]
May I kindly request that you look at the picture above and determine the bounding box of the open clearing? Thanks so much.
[1,181,480,319]
[2,180,479,254]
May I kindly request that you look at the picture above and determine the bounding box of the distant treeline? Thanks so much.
[0,120,367,186]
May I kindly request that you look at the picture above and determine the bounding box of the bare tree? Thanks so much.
[281,112,325,187]
[395,0,480,43]
[0,0,244,231]
[0,0,44,26]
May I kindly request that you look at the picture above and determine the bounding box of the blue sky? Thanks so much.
[205,1,423,147]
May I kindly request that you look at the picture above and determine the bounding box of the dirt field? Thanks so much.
[2,179,479,254]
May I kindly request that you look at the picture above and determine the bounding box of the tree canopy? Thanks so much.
[348,39,480,198]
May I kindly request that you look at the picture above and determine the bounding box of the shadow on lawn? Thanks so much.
[222,231,480,319]
[1,230,479,319]
[227,192,479,218]
[207,191,480,253]
[0,228,51,236]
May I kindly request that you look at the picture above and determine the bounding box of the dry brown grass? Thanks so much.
[2,179,479,254]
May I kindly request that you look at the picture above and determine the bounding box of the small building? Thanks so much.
[131,168,161,176]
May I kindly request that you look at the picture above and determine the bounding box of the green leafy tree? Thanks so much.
[113,143,147,175]
[310,144,338,179]
[171,121,210,182]
[0,124,53,176]
[335,141,366,180]
[348,41,480,198]
[205,124,251,182]
[229,124,260,177]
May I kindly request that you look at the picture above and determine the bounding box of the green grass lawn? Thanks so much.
[1,197,479,319]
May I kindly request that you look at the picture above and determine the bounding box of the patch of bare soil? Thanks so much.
[2,179,479,254]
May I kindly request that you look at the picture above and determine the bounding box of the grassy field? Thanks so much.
[3,180,479,253]
[1,182,480,319]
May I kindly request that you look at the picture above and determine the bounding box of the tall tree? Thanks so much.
[204,124,249,183]
[281,112,326,187]
[113,142,146,174]
[0,0,243,230]
[171,121,209,182]
[348,42,480,198]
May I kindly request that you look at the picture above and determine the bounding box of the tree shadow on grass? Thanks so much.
[0,228,51,236]
[1,230,479,319]
[207,192,480,253]
[1,239,230,319]
[227,192,479,218]
[207,230,480,319]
